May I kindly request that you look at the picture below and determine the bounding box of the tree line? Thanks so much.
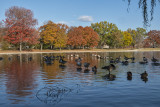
[0,6,160,51]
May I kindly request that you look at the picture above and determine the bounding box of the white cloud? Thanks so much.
[78,16,93,22]
[56,21,69,25]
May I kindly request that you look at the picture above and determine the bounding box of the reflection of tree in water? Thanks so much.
[36,84,80,105]
[4,55,40,104]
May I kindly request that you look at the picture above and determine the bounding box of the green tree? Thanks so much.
[136,27,147,48]
[111,30,124,48]
[91,21,118,48]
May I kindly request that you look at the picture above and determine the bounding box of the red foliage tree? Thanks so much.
[3,6,39,51]
[67,26,85,48]
[67,26,99,49]
[143,30,160,48]
[83,26,99,48]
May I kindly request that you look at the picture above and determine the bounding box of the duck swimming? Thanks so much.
[141,71,148,78]
[92,66,97,74]
[127,71,132,80]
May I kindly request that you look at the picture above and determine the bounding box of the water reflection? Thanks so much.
[0,51,160,106]
[1,54,40,104]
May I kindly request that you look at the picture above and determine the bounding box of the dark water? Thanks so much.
[0,52,160,107]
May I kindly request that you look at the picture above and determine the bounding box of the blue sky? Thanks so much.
[0,0,160,31]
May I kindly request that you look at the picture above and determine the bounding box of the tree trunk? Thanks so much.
[20,43,22,51]
[40,44,43,51]
[83,46,84,50]
[60,45,61,51]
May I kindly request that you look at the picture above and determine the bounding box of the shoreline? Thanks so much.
[0,48,160,54]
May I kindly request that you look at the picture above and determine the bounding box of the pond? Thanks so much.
[0,51,160,107]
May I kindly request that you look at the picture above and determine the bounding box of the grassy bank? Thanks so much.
[0,48,160,54]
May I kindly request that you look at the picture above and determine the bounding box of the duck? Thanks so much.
[77,68,82,72]
[76,61,82,68]
[0,57,3,61]
[122,61,129,65]
[102,64,116,74]
[92,66,97,74]
[115,56,121,63]
[141,71,148,78]
[143,57,148,62]
[84,62,90,69]
[8,57,12,61]
[127,71,132,80]
[103,73,116,81]
[130,56,135,63]
[75,57,82,62]
[28,57,32,61]
[139,57,148,64]
[151,56,158,63]
[124,55,129,61]
[127,71,132,77]
[59,58,67,65]
[109,58,115,64]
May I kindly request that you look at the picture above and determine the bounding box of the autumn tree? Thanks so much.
[39,21,68,50]
[54,24,69,50]
[67,26,99,49]
[83,26,99,48]
[122,31,133,47]
[0,21,10,50]
[39,21,57,49]
[67,26,86,49]
[91,21,118,48]
[3,6,39,51]
[144,30,160,48]
[127,28,137,48]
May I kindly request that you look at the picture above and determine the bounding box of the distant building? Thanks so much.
[103,45,109,49]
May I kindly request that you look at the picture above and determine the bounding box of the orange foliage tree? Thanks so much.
[39,21,68,50]
[83,26,99,48]
[67,26,99,49]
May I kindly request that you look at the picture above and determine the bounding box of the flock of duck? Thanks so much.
[41,53,160,82]
[0,53,159,82]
